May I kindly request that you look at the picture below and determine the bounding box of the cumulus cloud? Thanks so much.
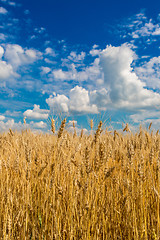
[23,104,49,120]
[99,44,160,110]
[0,60,17,80]
[69,86,98,114]
[0,119,17,131]
[46,94,69,113]
[90,88,110,111]
[52,69,71,81]
[46,44,160,116]
[46,86,98,115]
[4,44,42,69]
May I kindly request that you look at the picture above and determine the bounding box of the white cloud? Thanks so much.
[120,12,160,42]
[45,47,56,57]
[46,86,98,115]
[25,49,38,59]
[0,7,7,14]
[130,110,160,130]
[46,94,69,113]
[135,18,160,37]
[41,66,51,74]
[152,28,160,36]
[4,44,42,69]
[52,69,69,80]
[52,58,102,83]
[130,110,160,123]
[0,60,17,80]
[30,121,47,129]
[90,49,101,56]
[69,86,98,114]
[99,44,160,110]
[68,51,86,62]
[93,44,99,49]
[0,118,47,132]
[90,45,101,56]
[44,58,56,64]
[0,119,17,131]
[90,88,110,111]
[0,115,5,121]
[135,56,160,89]
[47,44,160,115]
[23,104,49,120]
[132,20,155,37]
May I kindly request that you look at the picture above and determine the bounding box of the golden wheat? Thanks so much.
[0,120,159,239]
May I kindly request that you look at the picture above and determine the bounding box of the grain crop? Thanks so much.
[0,120,160,239]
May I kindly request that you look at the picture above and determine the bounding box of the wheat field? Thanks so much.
[0,120,160,239]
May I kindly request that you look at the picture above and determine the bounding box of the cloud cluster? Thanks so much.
[0,119,15,131]
[131,18,160,38]
[5,44,42,69]
[130,110,160,123]
[0,118,47,132]
[90,45,101,56]
[129,109,160,130]
[0,60,16,80]
[52,58,102,84]
[23,104,49,120]
[67,51,86,62]
[117,12,160,48]
[46,44,160,116]
[0,46,17,81]
[100,44,160,110]
[0,44,43,86]
[135,56,160,89]
[46,86,98,115]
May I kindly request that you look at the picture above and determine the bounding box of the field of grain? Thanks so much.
[0,120,160,239]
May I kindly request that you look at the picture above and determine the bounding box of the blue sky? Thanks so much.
[0,0,160,133]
